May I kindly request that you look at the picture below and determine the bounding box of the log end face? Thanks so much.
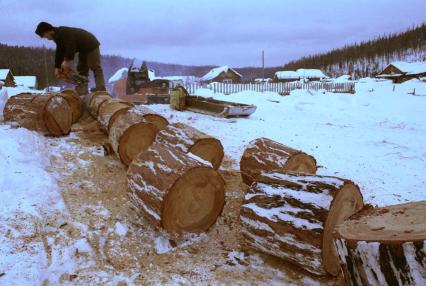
[162,167,225,233]
[189,138,224,170]
[143,114,169,130]
[284,153,317,175]
[322,182,364,276]
[44,95,73,136]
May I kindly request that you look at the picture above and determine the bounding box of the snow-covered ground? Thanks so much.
[0,78,425,284]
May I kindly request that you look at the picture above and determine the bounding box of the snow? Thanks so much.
[0,69,11,80]
[114,222,128,237]
[108,67,128,83]
[389,61,426,75]
[201,65,242,81]
[296,68,328,79]
[14,76,37,89]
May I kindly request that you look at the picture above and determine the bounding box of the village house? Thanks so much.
[201,65,242,83]
[14,76,38,89]
[0,69,16,87]
[273,69,328,83]
[376,61,426,83]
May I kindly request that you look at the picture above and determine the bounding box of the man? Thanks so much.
[35,22,106,94]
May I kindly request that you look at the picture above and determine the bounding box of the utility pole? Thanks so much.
[43,45,49,91]
[262,50,265,82]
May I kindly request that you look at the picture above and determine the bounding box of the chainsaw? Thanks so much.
[57,67,89,85]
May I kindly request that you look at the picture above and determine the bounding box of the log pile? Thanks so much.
[155,123,224,169]
[240,172,364,276]
[334,201,426,286]
[3,92,73,136]
[240,137,317,185]
[127,142,225,233]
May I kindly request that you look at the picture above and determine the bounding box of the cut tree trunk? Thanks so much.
[131,106,169,130]
[155,123,224,170]
[240,137,317,185]
[334,201,426,286]
[109,110,159,166]
[3,92,72,136]
[59,89,82,123]
[97,98,134,133]
[240,172,364,276]
[127,142,225,233]
[88,91,112,118]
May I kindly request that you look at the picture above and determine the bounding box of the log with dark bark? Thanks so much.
[109,110,159,166]
[59,89,82,123]
[155,123,224,169]
[131,106,169,130]
[97,98,134,133]
[240,137,317,185]
[240,172,364,276]
[3,92,72,136]
[127,142,225,233]
[334,201,426,286]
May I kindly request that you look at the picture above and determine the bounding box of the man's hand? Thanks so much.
[54,68,61,79]
[61,60,72,71]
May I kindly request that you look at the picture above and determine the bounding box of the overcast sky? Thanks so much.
[1,0,426,67]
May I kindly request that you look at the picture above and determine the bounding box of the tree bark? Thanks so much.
[127,142,225,233]
[97,98,134,133]
[88,91,112,118]
[334,201,426,286]
[59,89,82,123]
[240,137,317,185]
[3,92,72,136]
[155,123,224,169]
[109,110,159,166]
[240,172,364,276]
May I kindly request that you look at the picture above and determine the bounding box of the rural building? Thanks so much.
[108,67,156,97]
[273,71,300,82]
[0,69,16,87]
[201,66,242,83]
[14,76,38,89]
[273,69,328,83]
[377,61,426,83]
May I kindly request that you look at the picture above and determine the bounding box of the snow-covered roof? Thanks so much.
[0,69,12,80]
[274,71,300,79]
[296,69,328,79]
[201,66,242,81]
[388,61,426,75]
[109,67,156,84]
[14,76,37,88]
[108,68,128,83]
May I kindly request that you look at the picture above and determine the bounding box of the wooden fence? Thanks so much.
[183,82,355,95]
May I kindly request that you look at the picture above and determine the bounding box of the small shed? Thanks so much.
[201,66,242,83]
[273,71,300,83]
[377,61,426,83]
[14,76,38,89]
[0,69,16,87]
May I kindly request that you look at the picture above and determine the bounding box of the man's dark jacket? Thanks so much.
[53,26,100,68]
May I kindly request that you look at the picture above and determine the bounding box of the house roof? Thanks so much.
[14,76,37,88]
[201,66,242,81]
[296,69,328,79]
[274,71,300,79]
[0,69,12,80]
[386,61,426,75]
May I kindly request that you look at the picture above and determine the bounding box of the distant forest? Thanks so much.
[1,23,426,88]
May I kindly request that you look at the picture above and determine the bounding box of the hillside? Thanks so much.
[282,23,426,79]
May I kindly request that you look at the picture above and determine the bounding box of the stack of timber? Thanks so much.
[58,89,82,123]
[155,123,224,169]
[3,92,72,136]
[240,137,317,185]
[334,201,426,286]
[127,142,225,233]
[240,172,364,276]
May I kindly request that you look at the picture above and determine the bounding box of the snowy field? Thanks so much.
[0,78,425,285]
